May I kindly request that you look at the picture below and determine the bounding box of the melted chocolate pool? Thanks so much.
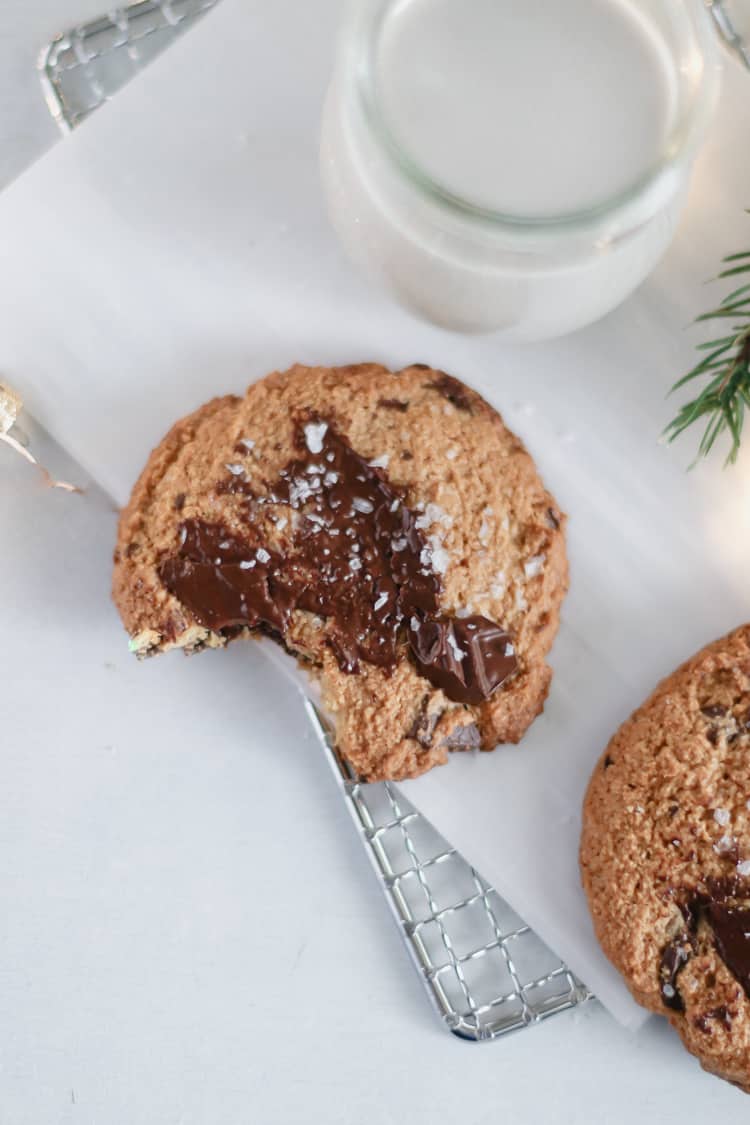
[159,418,517,704]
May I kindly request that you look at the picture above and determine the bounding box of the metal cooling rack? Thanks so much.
[39,0,220,131]
[37,0,591,1039]
[306,702,588,1038]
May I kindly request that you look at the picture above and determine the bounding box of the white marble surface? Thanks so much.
[0,1,106,187]
[1,420,746,1124]
[1,2,750,1121]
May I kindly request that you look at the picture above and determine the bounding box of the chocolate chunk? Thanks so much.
[408,694,439,748]
[659,935,693,1011]
[441,723,481,751]
[695,1005,732,1033]
[707,901,750,999]
[658,878,750,1009]
[159,419,517,704]
[409,615,516,706]
[701,704,727,718]
[378,398,409,413]
[427,372,474,413]
[158,520,291,634]
[173,492,186,512]
[603,754,614,770]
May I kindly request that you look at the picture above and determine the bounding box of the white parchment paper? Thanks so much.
[1,0,749,1027]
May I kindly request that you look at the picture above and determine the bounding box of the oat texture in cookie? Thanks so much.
[114,363,568,780]
[581,625,750,1093]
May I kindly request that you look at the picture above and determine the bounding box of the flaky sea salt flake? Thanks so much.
[524,554,546,580]
[304,421,328,454]
[429,540,450,575]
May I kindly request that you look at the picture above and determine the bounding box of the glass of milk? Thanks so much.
[320,0,721,339]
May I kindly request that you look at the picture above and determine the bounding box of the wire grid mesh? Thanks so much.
[39,0,220,131]
[306,702,589,1039]
[38,0,591,1039]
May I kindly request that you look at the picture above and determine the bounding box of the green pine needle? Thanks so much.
[665,220,750,467]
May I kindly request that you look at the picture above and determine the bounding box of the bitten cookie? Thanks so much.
[113,363,567,781]
[581,625,750,1093]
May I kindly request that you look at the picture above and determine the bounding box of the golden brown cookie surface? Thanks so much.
[113,363,567,780]
[581,625,750,1093]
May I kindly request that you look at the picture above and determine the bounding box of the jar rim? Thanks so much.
[340,0,722,239]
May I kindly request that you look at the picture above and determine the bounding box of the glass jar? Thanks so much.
[320,0,721,340]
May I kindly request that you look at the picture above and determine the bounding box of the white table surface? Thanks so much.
[1,4,749,1123]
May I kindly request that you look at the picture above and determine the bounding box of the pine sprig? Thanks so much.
[665,235,750,467]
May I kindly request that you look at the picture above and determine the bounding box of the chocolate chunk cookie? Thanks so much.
[581,625,750,1092]
[113,363,567,780]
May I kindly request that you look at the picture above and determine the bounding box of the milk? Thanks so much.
[320,0,719,337]
[375,0,677,218]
